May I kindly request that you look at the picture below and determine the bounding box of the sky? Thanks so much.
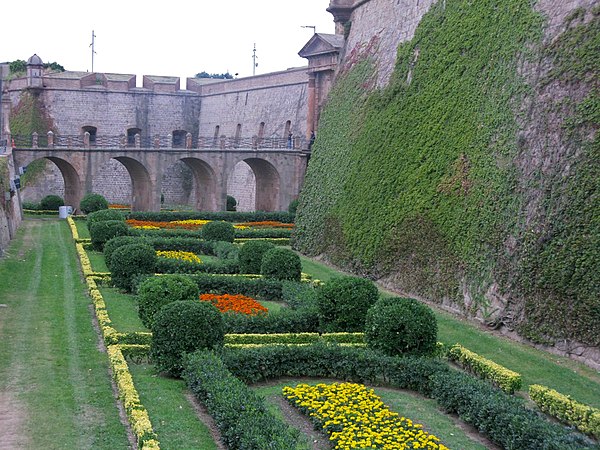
[1,0,335,86]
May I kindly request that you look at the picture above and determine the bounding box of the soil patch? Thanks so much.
[185,392,227,450]
[0,392,29,450]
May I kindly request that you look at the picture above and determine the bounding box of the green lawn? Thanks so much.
[0,219,130,449]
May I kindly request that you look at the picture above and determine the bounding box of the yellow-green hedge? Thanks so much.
[529,384,600,439]
[447,344,522,394]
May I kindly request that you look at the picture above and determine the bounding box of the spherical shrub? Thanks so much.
[103,235,143,267]
[316,275,379,332]
[86,208,124,229]
[108,243,157,292]
[226,195,237,211]
[239,240,276,274]
[40,194,64,211]
[365,297,438,357]
[89,219,129,251]
[202,220,235,243]
[150,300,224,377]
[137,274,199,329]
[79,193,109,214]
[260,247,302,281]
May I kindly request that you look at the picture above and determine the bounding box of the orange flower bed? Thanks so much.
[125,219,205,230]
[199,293,268,316]
[236,221,294,229]
[109,203,130,209]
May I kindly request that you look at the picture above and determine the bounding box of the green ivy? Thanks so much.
[295,1,598,347]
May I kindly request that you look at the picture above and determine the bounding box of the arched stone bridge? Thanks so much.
[11,134,309,212]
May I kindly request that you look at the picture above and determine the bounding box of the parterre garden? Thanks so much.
[67,206,599,450]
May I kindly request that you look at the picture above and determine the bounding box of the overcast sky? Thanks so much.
[2,0,335,85]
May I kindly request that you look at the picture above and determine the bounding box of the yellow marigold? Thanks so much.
[156,250,202,264]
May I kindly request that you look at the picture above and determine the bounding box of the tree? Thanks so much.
[195,71,233,79]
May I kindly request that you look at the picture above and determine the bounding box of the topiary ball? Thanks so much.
[260,247,302,281]
[150,300,224,377]
[316,275,379,332]
[201,221,235,243]
[103,235,143,267]
[79,193,109,214]
[89,219,129,251]
[108,243,157,292]
[137,274,200,329]
[86,208,124,229]
[365,297,438,357]
[40,194,64,211]
[238,240,276,274]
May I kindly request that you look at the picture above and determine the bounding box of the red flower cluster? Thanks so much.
[199,293,268,316]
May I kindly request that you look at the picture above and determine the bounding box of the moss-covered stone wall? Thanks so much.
[293,0,599,359]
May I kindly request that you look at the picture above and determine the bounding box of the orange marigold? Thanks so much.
[199,293,268,316]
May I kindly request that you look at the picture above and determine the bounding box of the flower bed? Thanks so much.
[156,250,202,264]
[283,382,448,450]
[200,293,268,315]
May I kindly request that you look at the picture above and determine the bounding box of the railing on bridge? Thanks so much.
[11,132,310,151]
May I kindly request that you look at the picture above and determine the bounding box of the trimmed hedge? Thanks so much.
[316,275,379,332]
[447,343,522,394]
[155,256,239,275]
[39,194,64,211]
[260,247,302,281]
[108,243,157,292]
[151,301,224,377]
[103,235,144,267]
[89,220,130,251]
[222,308,319,334]
[137,274,200,329]
[365,297,438,357]
[87,208,125,228]
[80,193,109,214]
[221,343,596,449]
[128,210,294,223]
[238,240,275,274]
[201,221,235,243]
[529,384,600,440]
[224,332,365,346]
[183,350,302,449]
[186,273,285,301]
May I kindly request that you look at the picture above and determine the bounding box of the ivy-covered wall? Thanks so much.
[293,0,599,353]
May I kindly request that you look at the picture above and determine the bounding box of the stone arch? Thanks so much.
[179,158,218,211]
[19,156,83,209]
[92,157,154,211]
[232,158,280,212]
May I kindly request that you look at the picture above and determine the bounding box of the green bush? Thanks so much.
[22,201,41,210]
[316,276,379,332]
[108,243,157,292]
[137,274,199,329]
[79,193,109,214]
[151,301,224,377]
[183,351,301,449]
[186,273,284,301]
[365,297,438,357]
[103,235,144,267]
[226,195,237,211]
[201,221,235,243]
[89,220,129,251]
[39,194,64,211]
[260,247,302,281]
[86,208,124,228]
[238,240,276,274]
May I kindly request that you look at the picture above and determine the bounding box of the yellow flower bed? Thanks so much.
[283,382,448,450]
[156,250,202,264]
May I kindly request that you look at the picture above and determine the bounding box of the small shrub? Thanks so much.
[103,235,143,266]
[226,195,237,211]
[80,193,109,214]
[365,297,438,357]
[137,274,199,329]
[201,221,235,243]
[260,247,302,281]
[89,220,129,251]
[316,276,379,332]
[39,194,64,210]
[87,208,124,228]
[22,201,41,210]
[151,301,224,377]
[239,240,276,274]
[108,243,157,292]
